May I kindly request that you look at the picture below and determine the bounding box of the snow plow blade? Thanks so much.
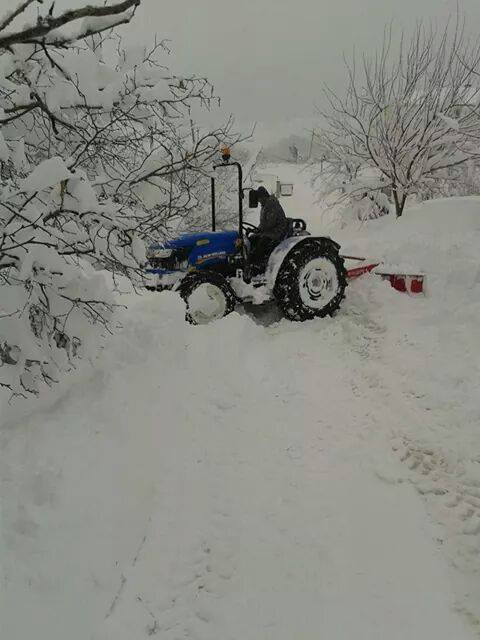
[343,256,425,295]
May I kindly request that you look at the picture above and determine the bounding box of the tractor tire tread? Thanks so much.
[274,238,347,321]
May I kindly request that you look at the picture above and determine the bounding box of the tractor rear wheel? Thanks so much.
[179,271,236,325]
[274,239,347,321]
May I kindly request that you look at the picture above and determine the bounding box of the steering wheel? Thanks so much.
[242,222,258,238]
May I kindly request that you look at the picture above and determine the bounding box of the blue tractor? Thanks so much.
[145,149,347,324]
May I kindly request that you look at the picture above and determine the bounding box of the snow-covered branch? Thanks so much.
[0,0,41,33]
[0,0,140,49]
[0,0,242,401]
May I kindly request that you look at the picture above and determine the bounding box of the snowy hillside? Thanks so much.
[1,165,480,639]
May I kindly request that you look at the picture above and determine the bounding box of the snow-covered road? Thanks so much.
[1,286,476,639]
[2,165,479,639]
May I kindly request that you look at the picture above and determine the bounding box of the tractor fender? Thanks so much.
[265,236,340,291]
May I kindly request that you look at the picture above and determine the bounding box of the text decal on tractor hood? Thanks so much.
[196,251,227,264]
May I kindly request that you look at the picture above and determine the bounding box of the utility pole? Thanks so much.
[308,129,315,160]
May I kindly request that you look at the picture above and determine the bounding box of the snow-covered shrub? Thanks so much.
[0,0,239,402]
[309,143,392,225]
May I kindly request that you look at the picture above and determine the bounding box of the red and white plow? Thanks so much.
[343,255,425,295]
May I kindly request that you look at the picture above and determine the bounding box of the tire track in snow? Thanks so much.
[257,163,480,634]
[342,279,480,633]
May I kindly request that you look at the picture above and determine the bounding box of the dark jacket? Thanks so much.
[257,195,288,240]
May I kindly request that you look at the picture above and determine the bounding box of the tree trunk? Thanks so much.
[392,187,407,217]
[397,194,407,217]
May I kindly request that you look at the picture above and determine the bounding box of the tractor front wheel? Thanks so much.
[179,272,236,325]
[274,239,347,321]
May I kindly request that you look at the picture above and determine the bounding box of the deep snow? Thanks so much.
[1,165,480,639]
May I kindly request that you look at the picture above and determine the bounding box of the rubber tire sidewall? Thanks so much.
[179,271,237,325]
[274,239,347,321]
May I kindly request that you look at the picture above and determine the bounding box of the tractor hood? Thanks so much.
[149,230,238,252]
[147,230,240,271]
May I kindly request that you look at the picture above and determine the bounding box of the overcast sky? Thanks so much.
[133,0,480,135]
[5,0,480,141]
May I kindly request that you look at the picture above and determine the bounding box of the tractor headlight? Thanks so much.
[150,248,173,259]
[148,246,190,271]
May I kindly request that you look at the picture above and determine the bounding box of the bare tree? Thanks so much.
[320,17,480,217]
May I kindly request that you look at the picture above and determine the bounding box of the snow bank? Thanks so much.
[319,193,480,458]
[338,196,480,293]
[331,197,480,623]
[261,166,480,625]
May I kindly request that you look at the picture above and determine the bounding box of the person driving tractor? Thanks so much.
[248,186,288,274]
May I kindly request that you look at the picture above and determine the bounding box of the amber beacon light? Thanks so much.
[221,146,231,162]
